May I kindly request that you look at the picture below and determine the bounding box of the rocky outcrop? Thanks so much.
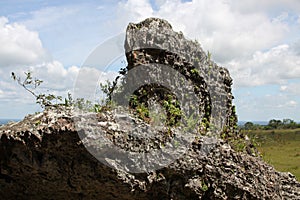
[1,18,300,199]
[123,18,236,132]
[1,107,300,199]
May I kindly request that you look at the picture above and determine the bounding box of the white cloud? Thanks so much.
[96,6,105,10]
[292,40,300,56]
[0,62,118,105]
[154,0,288,62]
[0,8,121,118]
[286,100,298,107]
[118,2,290,65]
[30,61,80,90]
[230,0,300,13]
[276,100,298,108]
[280,85,288,91]
[227,44,300,87]
[279,82,300,95]
[115,0,299,88]
[0,58,80,111]
[235,92,300,121]
[116,0,154,26]
[0,17,49,67]
[272,12,289,23]
[0,77,35,104]
[154,0,168,8]
[17,4,122,67]
[73,66,119,101]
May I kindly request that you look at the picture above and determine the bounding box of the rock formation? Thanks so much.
[122,18,236,133]
[1,18,300,199]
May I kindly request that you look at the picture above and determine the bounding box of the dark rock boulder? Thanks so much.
[1,107,300,199]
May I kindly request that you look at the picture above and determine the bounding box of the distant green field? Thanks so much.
[242,128,300,182]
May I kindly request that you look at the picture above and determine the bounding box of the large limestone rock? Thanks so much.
[123,18,236,132]
[0,18,299,199]
[1,107,300,199]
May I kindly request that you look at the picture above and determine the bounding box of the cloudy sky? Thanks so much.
[0,0,300,122]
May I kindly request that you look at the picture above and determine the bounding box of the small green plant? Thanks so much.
[200,180,208,192]
[148,103,167,126]
[194,57,200,65]
[194,57,200,66]
[128,93,182,128]
[129,94,139,108]
[99,79,117,103]
[64,92,73,107]
[199,117,210,134]
[173,140,180,148]
[231,139,246,152]
[162,94,182,126]
[183,113,199,133]
[135,23,142,30]
[207,51,212,61]
[191,68,199,75]
[12,71,104,112]
[136,103,150,121]
[11,71,63,108]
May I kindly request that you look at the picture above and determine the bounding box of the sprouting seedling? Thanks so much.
[11,71,42,99]
[11,71,62,108]
[207,51,212,61]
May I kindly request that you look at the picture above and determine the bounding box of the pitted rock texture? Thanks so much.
[123,18,236,132]
[0,107,300,199]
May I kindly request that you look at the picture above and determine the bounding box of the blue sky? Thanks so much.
[0,0,300,122]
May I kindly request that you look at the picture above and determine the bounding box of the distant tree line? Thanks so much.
[240,119,300,130]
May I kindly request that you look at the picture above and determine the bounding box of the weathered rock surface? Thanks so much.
[1,18,300,199]
[123,18,236,132]
[1,107,300,199]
